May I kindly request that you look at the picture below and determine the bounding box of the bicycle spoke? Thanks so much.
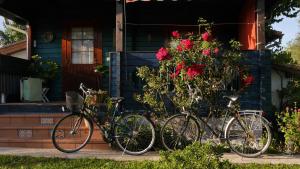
[161,114,200,151]
[52,114,92,153]
[226,114,272,157]
[115,114,155,155]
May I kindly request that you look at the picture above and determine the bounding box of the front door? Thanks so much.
[62,25,102,93]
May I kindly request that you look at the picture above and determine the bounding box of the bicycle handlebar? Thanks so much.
[79,83,89,95]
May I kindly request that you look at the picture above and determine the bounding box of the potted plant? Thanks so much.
[94,64,109,89]
[27,55,59,86]
[21,55,59,102]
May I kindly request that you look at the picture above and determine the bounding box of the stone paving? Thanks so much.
[0,147,300,164]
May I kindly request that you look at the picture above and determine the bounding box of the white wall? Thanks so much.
[10,50,28,60]
[271,69,291,109]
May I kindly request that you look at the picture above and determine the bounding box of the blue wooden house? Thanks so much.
[0,0,275,149]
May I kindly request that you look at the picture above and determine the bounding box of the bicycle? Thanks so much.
[160,84,272,158]
[52,83,155,155]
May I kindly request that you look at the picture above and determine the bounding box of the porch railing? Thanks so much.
[0,54,30,102]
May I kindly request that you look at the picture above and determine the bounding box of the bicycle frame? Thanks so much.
[80,100,122,143]
[197,110,231,139]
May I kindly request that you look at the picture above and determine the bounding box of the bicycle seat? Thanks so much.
[224,95,239,102]
[111,97,124,103]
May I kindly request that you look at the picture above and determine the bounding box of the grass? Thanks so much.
[0,155,299,169]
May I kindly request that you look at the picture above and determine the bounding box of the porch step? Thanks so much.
[0,126,105,141]
[0,102,64,113]
[0,139,110,149]
[0,113,109,150]
[0,113,67,127]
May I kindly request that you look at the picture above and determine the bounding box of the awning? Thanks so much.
[126,0,192,3]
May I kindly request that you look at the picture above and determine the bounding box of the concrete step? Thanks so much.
[0,126,104,141]
[0,139,110,150]
[0,102,64,113]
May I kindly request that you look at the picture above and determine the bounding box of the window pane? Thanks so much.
[82,40,94,52]
[83,27,94,39]
[72,40,82,52]
[88,51,94,64]
[71,27,95,64]
[71,28,82,39]
[71,52,81,64]
[81,52,94,64]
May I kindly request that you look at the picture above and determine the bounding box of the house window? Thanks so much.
[71,27,94,64]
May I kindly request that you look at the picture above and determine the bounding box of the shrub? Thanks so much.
[276,108,300,154]
[136,18,252,116]
[157,142,233,169]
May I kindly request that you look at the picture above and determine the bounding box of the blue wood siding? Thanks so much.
[126,26,167,51]
[120,51,272,115]
[33,25,63,101]
[33,25,114,100]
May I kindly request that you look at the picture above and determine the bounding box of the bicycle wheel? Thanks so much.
[161,114,201,151]
[114,114,155,155]
[225,113,272,158]
[52,113,93,153]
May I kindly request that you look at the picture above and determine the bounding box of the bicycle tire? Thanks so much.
[161,114,201,151]
[114,114,155,155]
[52,113,93,153]
[225,113,272,158]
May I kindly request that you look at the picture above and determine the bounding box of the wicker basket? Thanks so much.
[84,90,108,107]
[65,91,84,112]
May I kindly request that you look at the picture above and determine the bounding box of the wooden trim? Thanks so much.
[62,24,102,65]
[239,0,257,50]
[61,28,68,66]
[95,31,103,64]
[256,0,265,50]
[116,1,123,52]
[0,40,26,55]
[27,25,32,59]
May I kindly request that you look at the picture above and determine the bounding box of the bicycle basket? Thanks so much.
[84,90,108,107]
[65,91,84,112]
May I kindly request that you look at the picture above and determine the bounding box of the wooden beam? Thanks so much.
[257,0,265,51]
[27,24,32,59]
[116,1,123,52]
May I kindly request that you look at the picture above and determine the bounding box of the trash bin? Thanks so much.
[0,93,6,104]
[20,77,43,102]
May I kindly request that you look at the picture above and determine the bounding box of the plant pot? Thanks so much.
[20,77,43,102]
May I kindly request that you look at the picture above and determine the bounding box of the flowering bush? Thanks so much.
[276,107,300,154]
[136,21,253,113]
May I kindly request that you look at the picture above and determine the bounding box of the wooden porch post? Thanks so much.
[27,24,32,59]
[116,0,123,52]
[256,0,265,51]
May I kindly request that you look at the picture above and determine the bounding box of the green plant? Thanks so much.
[27,55,59,82]
[136,19,251,115]
[279,79,300,107]
[276,109,300,154]
[158,142,232,169]
[94,65,109,76]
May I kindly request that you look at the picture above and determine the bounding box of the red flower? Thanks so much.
[186,64,205,79]
[214,48,219,55]
[171,62,185,78]
[156,47,172,61]
[172,31,180,39]
[202,49,211,56]
[243,75,254,86]
[177,45,183,52]
[177,39,193,51]
[202,32,210,41]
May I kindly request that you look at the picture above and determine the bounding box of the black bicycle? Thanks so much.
[52,83,155,155]
[160,85,272,158]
